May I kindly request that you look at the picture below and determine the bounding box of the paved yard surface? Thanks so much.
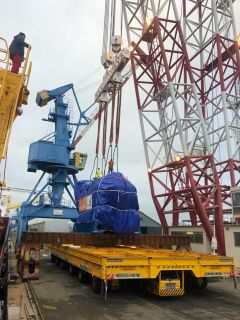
[30,254,240,320]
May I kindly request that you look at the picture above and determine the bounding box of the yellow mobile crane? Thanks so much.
[0,38,31,317]
[0,37,31,185]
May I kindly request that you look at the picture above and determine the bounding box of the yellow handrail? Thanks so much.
[0,37,10,69]
[0,37,10,109]
[25,61,32,89]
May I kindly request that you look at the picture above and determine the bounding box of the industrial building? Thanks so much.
[28,212,162,234]
[170,225,240,272]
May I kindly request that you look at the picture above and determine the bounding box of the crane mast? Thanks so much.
[98,0,240,255]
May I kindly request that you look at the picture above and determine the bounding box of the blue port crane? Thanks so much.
[15,84,90,246]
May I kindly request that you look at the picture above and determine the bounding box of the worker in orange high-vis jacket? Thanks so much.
[9,32,29,73]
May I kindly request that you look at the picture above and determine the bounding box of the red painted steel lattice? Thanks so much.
[124,0,240,255]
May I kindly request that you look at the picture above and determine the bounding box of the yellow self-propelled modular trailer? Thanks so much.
[47,244,236,297]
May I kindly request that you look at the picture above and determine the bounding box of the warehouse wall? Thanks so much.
[224,225,240,271]
[28,219,72,233]
[170,225,240,273]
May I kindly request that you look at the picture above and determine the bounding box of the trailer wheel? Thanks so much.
[78,269,90,283]
[91,276,102,294]
[50,254,56,263]
[197,277,208,289]
[55,257,61,266]
[60,260,68,269]
[69,265,77,276]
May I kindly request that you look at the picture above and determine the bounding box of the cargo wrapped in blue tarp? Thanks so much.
[74,172,140,233]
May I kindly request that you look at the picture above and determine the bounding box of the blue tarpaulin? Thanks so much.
[74,172,140,233]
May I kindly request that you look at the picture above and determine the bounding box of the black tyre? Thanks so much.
[78,269,91,283]
[91,276,102,294]
[60,260,68,269]
[184,271,197,290]
[50,253,56,263]
[69,265,78,276]
[55,257,61,266]
[197,277,208,289]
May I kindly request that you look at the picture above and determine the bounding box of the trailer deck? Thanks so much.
[47,244,235,280]
[47,243,236,297]
[19,232,236,297]
[30,253,240,320]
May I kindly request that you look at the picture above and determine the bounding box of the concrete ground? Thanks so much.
[30,253,240,320]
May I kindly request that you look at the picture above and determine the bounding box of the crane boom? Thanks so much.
[92,0,240,256]
[0,37,31,168]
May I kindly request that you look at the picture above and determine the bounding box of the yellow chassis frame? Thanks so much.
[47,244,235,296]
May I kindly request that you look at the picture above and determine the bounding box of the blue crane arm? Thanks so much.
[36,83,73,107]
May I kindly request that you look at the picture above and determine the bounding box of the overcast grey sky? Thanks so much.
[1,0,157,220]
[1,0,240,223]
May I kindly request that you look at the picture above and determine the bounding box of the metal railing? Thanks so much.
[0,37,10,71]
[0,37,10,110]
[0,43,32,160]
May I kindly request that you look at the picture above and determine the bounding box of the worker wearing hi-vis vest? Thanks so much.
[95,168,102,179]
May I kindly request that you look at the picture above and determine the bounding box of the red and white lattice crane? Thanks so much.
[74,0,240,256]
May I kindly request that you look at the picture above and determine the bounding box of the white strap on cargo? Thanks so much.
[80,204,137,213]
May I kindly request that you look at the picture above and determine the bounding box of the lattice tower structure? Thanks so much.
[121,0,240,255]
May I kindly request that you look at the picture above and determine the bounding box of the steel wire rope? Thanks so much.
[96,104,103,157]
[90,103,105,180]
[115,86,122,146]
[74,66,102,87]
[105,83,117,174]
[112,0,124,170]
[66,66,102,93]
[109,84,117,146]
[64,71,102,100]
[65,79,102,134]
[113,145,119,172]
[103,147,109,175]
[102,104,108,174]
[101,156,105,176]
[73,79,102,94]
[75,0,124,176]
[113,86,122,171]
[90,156,98,181]
[104,0,118,173]
[103,145,112,175]
[73,64,135,149]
